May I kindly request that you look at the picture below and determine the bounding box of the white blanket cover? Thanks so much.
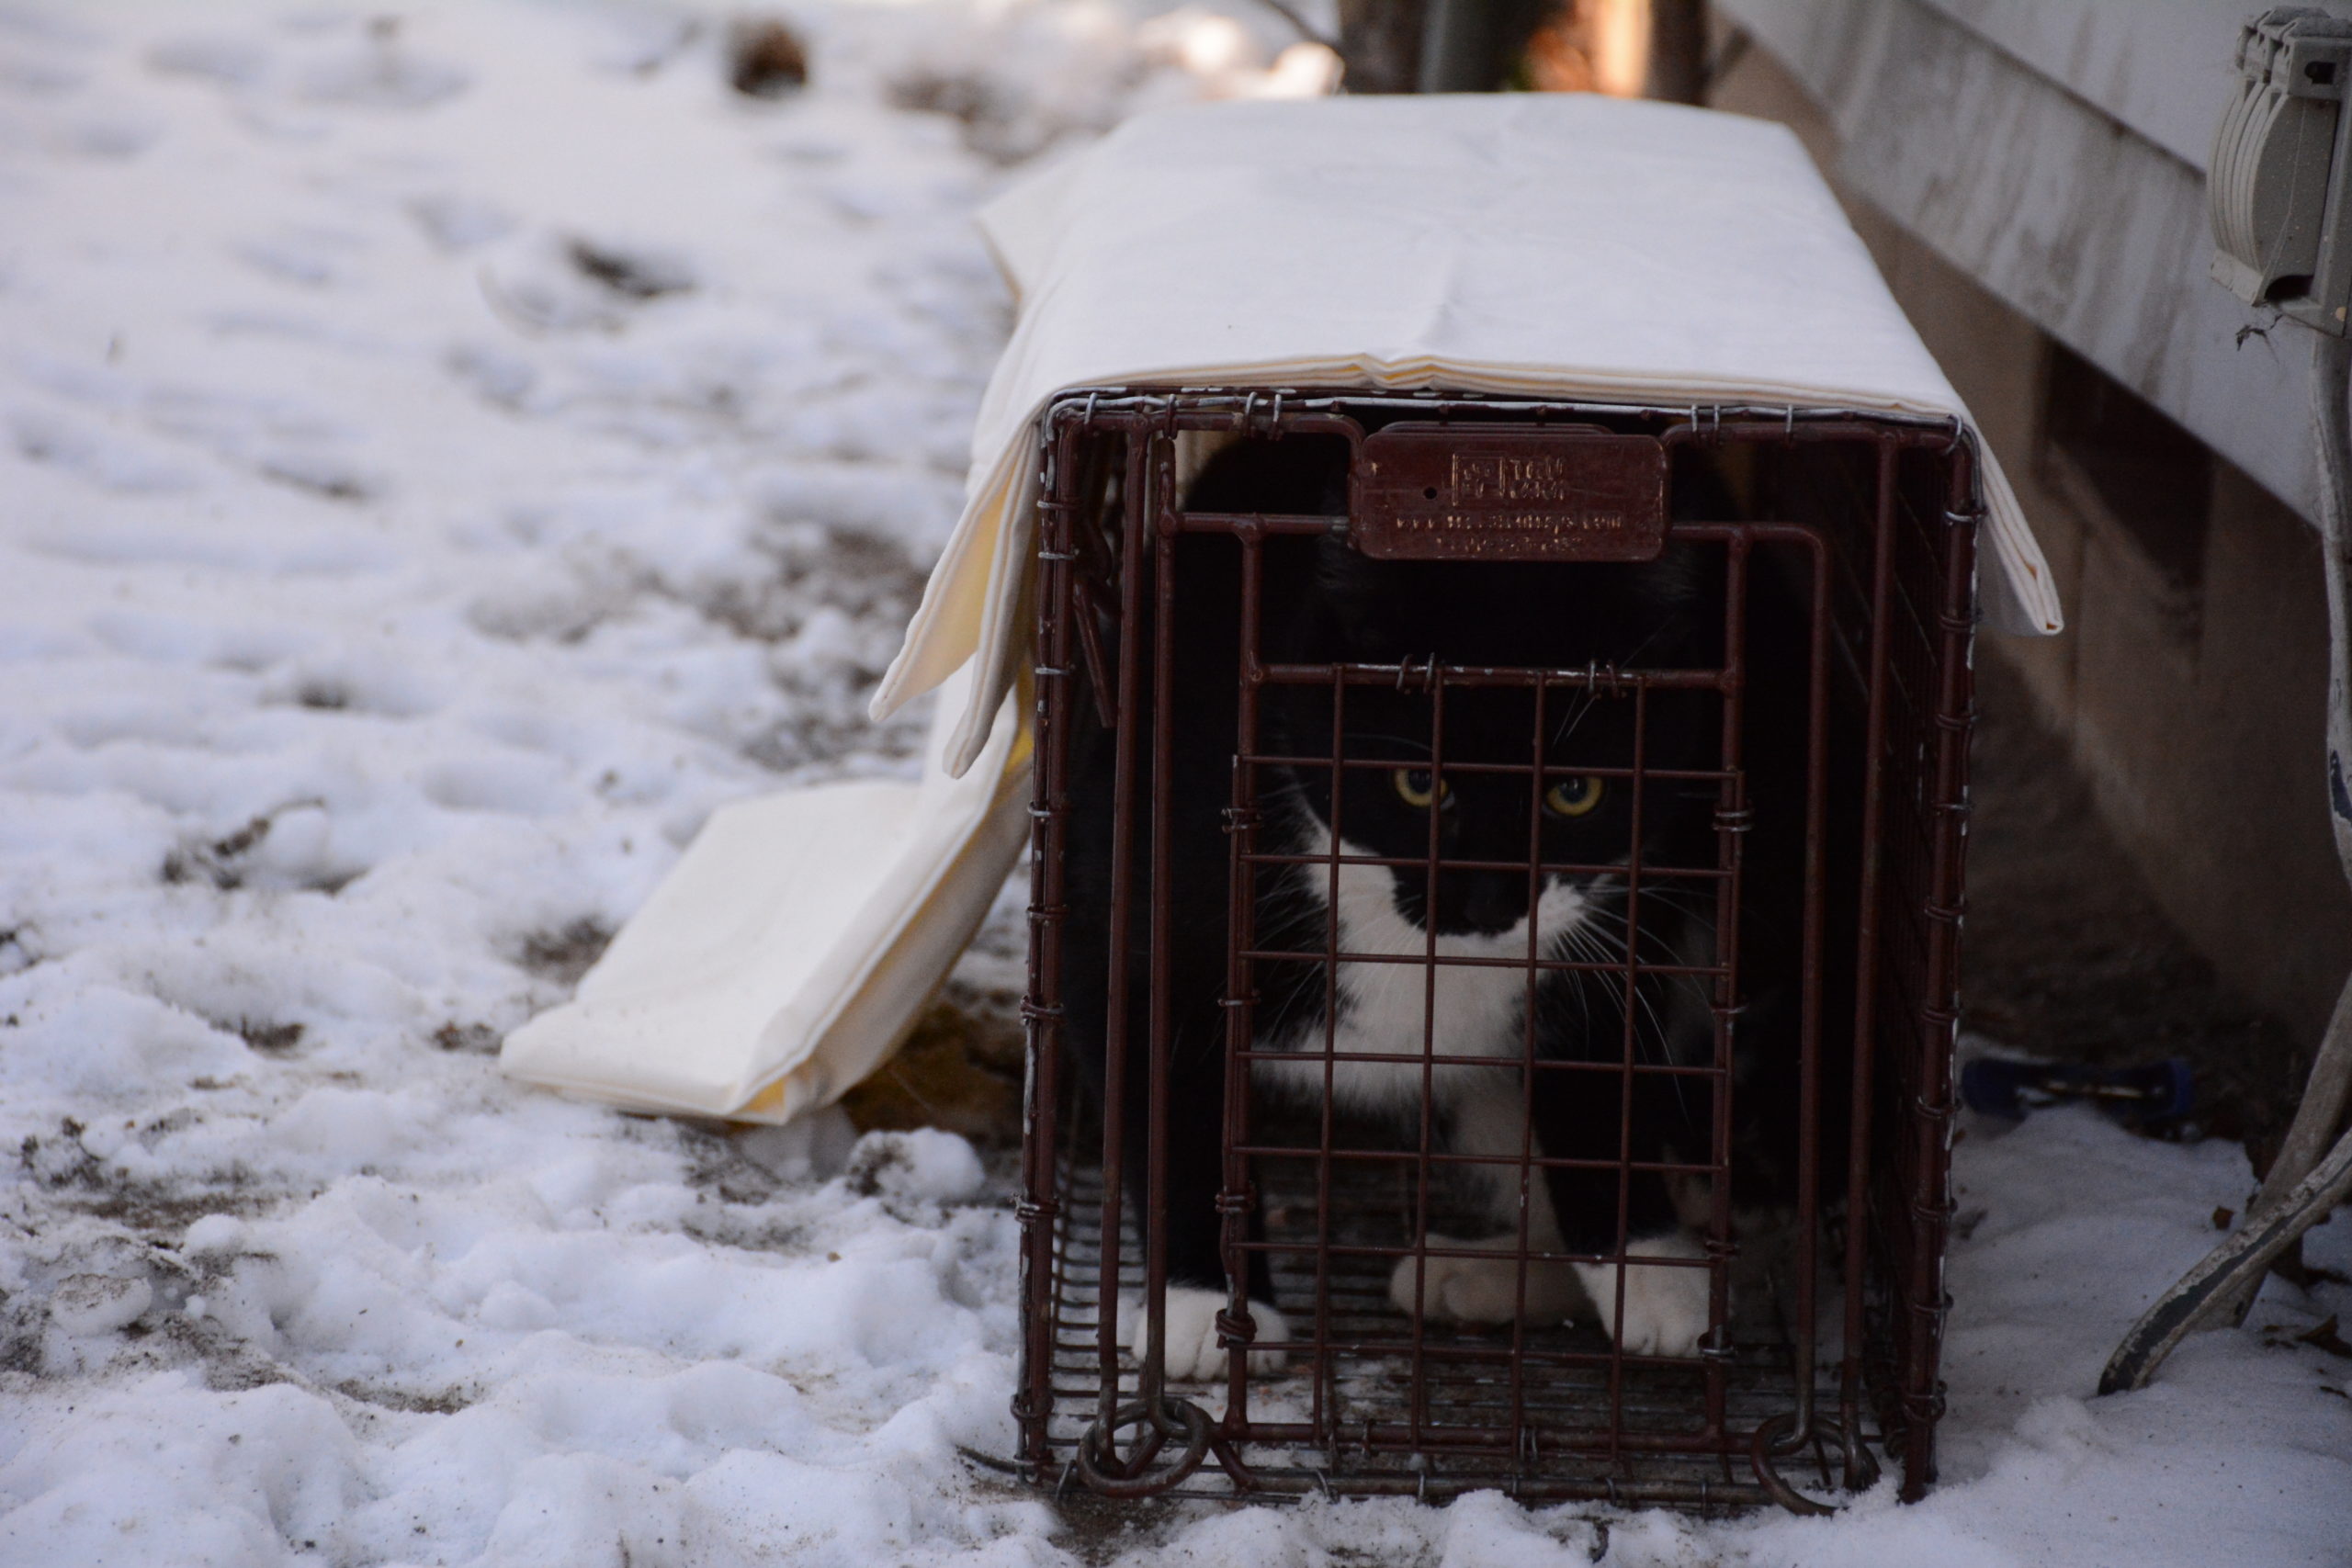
[503,94,2060,1123]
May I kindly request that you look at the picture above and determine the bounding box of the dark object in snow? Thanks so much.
[2265,1314,2352,1359]
[517,919,614,988]
[236,1020,305,1055]
[566,240,694,301]
[2295,1314,2352,1361]
[160,802,330,892]
[728,18,808,98]
[1961,1055,2194,1131]
[431,1021,501,1055]
[1016,389,1981,1511]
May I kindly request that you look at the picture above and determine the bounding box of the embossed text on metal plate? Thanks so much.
[1351,425,1668,561]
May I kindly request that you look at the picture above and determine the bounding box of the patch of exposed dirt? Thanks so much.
[673,1121,790,1209]
[565,239,695,301]
[841,983,1024,1148]
[334,1380,476,1415]
[160,801,334,892]
[515,919,614,988]
[430,1021,501,1055]
[234,1020,305,1055]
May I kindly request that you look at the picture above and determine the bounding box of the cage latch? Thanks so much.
[1075,1398,1213,1497]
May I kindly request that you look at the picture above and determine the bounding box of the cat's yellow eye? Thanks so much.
[1544,776,1605,818]
[1392,768,1448,808]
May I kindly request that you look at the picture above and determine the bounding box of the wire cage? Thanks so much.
[1014,388,1976,1512]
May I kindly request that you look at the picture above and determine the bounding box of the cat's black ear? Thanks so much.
[1309,537,1396,652]
[1643,543,1711,609]
[1634,545,1721,661]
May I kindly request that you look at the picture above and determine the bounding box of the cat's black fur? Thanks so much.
[1058,432,1842,1363]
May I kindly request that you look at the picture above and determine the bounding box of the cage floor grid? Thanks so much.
[1027,1160,1871,1508]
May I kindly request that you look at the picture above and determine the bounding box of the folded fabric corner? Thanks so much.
[501,663,1031,1122]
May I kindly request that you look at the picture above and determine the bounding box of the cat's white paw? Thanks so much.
[1572,1234,1713,1357]
[1388,1234,1583,1324]
[1125,1285,1289,1381]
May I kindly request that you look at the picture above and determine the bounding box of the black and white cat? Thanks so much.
[1260,555,1721,1362]
[1058,431,1822,1379]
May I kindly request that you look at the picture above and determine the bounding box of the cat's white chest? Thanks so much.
[1256,828,1590,1112]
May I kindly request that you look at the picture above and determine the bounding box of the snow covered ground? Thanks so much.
[0,3,2346,1564]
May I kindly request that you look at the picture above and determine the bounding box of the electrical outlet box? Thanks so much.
[2212,7,2352,333]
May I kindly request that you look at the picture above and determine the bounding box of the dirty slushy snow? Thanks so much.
[0,4,2346,1564]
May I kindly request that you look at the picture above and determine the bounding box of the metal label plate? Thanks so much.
[1351,426,1668,561]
